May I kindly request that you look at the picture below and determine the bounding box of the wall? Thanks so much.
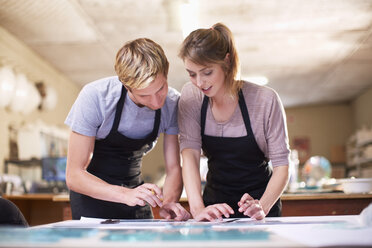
[0,26,80,172]
[142,134,167,183]
[285,103,353,163]
[351,85,372,130]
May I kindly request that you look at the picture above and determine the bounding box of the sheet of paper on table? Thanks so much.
[50,217,250,229]
[50,215,354,229]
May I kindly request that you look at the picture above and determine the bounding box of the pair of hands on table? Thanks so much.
[193,193,266,221]
[123,183,190,221]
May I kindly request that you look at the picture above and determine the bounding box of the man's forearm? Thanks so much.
[162,168,183,203]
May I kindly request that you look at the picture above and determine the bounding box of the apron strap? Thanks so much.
[200,90,252,136]
[237,90,254,137]
[112,85,127,132]
[200,96,209,136]
[111,85,161,139]
[151,109,161,140]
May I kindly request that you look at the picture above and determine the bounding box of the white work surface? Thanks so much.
[0,215,371,247]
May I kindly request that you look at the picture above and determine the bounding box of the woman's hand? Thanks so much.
[238,193,265,220]
[122,183,163,208]
[193,203,234,221]
[159,202,191,221]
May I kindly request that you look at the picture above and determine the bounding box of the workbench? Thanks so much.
[0,215,371,247]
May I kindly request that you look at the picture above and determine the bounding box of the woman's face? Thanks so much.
[184,58,226,98]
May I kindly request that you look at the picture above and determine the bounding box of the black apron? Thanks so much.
[201,90,281,218]
[70,86,161,220]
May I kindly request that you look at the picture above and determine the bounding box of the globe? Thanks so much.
[303,156,332,184]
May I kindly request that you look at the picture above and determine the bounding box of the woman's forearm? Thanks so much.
[259,165,289,215]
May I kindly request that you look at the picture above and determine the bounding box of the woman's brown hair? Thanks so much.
[179,23,242,97]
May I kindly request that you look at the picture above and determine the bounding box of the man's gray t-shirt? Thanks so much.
[65,76,179,140]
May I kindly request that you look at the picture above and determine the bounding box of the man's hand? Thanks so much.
[122,183,163,208]
[159,202,191,221]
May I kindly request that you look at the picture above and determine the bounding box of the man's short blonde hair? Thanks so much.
[115,38,169,90]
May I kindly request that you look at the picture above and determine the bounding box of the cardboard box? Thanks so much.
[330,145,346,163]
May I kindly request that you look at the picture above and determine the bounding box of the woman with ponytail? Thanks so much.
[178,23,290,221]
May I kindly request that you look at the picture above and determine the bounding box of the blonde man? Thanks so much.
[65,38,190,220]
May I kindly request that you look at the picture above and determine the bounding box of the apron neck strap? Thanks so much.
[200,90,253,136]
[112,86,127,131]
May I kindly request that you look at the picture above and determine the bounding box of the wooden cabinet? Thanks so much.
[281,193,372,216]
[2,194,69,226]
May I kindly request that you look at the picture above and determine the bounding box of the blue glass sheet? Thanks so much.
[0,227,98,243]
[102,228,270,242]
[0,226,270,244]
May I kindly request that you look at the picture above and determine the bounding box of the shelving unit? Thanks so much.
[2,158,68,194]
[346,130,372,177]
[3,159,42,174]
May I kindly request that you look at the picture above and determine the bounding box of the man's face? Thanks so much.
[127,73,168,110]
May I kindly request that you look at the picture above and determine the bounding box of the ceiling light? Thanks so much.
[180,0,198,38]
